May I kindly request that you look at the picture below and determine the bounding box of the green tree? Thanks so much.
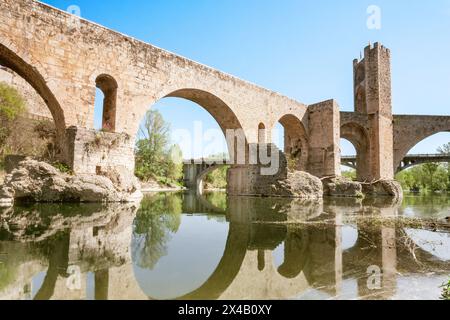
[135,109,184,185]
[395,143,450,193]
[0,83,26,160]
[437,142,450,190]
[166,144,183,182]
[203,153,230,189]
[0,82,25,121]
[342,169,357,181]
[204,165,229,189]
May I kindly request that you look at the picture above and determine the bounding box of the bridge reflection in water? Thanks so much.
[0,193,449,300]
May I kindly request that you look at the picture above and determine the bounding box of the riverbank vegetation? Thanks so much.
[135,109,230,189]
[396,143,450,194]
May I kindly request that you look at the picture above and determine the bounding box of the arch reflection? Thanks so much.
[0,193,449,300]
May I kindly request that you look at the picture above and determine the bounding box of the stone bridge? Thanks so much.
[183,159,228,193]
[342,154,450,173]
[2,0,450,192]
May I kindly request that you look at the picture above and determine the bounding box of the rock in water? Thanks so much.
[362,180,403,201]
[269,171,324,199]
[0,159,143,205]
[323,176,364,198]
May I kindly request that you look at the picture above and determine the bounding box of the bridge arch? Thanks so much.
[393,115,450,170]
[144,88,245,134]
[274,114,309,171]
[136,88,247,158]
[341,122,370,181]
[196,163,228,194]
[0,43,66,142]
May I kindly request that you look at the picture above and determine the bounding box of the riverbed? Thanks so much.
[0,192,449,300]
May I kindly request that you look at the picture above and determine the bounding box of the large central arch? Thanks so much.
[136,88,246,154]
[164,89,243,133]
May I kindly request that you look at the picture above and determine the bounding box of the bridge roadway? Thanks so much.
[342,154,450,173]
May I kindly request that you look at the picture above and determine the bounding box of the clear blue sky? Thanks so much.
[41,0,450,158]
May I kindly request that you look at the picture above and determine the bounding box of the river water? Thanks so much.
[0,192,449,300]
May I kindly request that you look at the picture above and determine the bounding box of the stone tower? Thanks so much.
[353,42,394,180]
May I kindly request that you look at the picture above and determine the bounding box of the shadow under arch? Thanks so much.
[275,114,309,171]
[0,43,66,141]
[341,122,370,181]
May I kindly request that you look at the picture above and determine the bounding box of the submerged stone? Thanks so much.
[362,179,403,201]
[322,176,364,198]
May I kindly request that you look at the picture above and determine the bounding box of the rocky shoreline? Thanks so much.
[0,159,403,206]
[0,159,143,206]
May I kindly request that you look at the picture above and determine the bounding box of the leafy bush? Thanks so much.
[52,162,73,175]
[204,165,229,189]
[0,82,25,120]
[342,169,357,181]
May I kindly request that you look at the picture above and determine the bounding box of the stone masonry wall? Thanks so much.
[307,100,341,178]
[65,126,135,175]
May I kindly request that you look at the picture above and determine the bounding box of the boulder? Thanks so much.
[323,176,364,198]
[0,159,142,205]
[362,180,403,201]
[269,171,324,199]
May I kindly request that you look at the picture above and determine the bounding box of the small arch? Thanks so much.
[275,114,309,171]
[258,123,266,144]
[95,74,118,132]
[341,122,370,181]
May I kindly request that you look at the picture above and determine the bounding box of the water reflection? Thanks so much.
[0,193,449,300]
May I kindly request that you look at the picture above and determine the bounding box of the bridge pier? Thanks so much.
[64,126,135,175]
